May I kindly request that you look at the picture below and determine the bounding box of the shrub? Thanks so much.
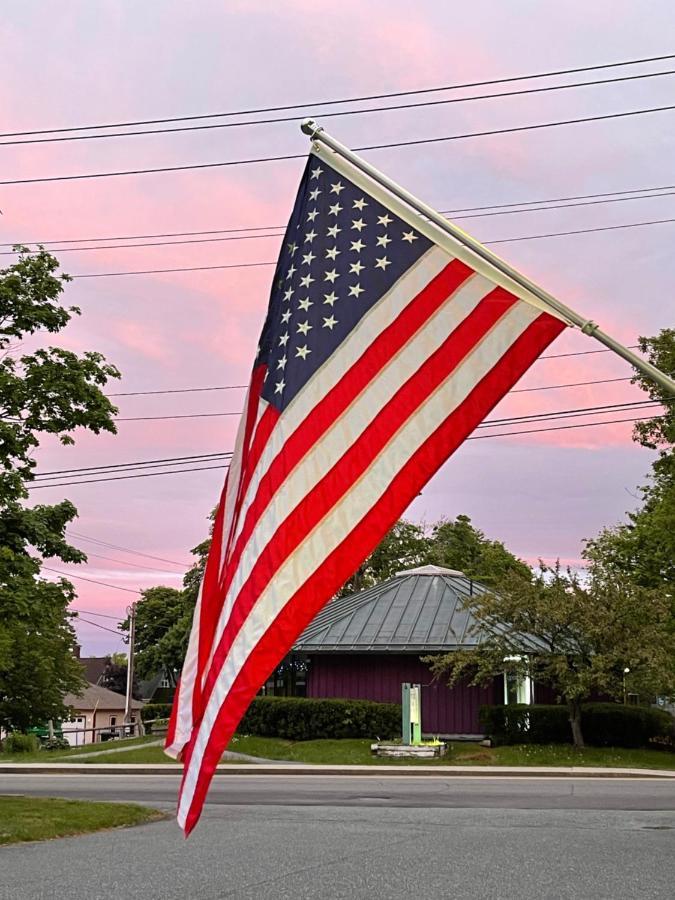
[141,703,172,723]
[42,736,71,752]
[2,732,40,754]
[480,705,569,746]
[480,703,674,748]
[238,697,401,741]
[582,703,673,749]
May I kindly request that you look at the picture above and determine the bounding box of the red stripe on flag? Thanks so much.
[200,288,520,723]
[180,308,564,834]
[216,259,474,599]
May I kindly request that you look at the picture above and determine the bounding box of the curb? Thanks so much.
[2,763,675,778]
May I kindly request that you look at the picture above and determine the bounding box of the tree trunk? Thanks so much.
[568,700,584,749]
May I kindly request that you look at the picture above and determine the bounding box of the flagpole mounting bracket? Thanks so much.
[301,118,323,141]
[579,319,599,336]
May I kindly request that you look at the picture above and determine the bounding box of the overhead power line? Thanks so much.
[75,616,122,636]
[70,607,123,620]
[28,400,662,490]
[29,463,231,489]
[103,398,664,426]
[29,414,651,490]
[4,102,675,187]
[67,215,675,279]
[66,530,189,568]
[5,51,674,138]
[8,180,675,247]
[511,376,630,393]
[9,188,675,256]
[35,451,232,478]
[541,344,639,359]
[470,414,645,440]
[5,68,675,147]
[41,565,141,594]
[72,549,187,574]
[99,374,631,400]
[107,385,248,397]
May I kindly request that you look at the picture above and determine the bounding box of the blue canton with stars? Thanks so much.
[256,155,433,411]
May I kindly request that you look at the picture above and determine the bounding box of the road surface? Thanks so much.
[2,774,674,899]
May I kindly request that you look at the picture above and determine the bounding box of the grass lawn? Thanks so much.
[0,734,159,764]
[0,796,164,845]
[71,735,675,770]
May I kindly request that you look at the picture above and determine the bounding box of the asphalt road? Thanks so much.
[2,775,675,899]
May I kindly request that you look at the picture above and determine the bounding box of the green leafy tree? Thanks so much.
[99,653,141,698]
[124,532,211,682]
[0,249,120,733]
[427,565,675,747]
[584,330,674,594]
[427,514,531,585]
[338,519,430,596]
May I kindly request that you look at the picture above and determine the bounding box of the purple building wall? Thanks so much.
[306,653,496,736]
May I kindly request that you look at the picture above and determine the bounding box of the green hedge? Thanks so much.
[238,697,401,741]
[480,703,674,748]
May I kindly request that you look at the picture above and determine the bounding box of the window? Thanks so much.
[503,656,532,705]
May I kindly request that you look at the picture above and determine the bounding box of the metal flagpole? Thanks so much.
[300,119,675,397]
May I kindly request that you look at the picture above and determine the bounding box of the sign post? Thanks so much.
[402,682,422,745]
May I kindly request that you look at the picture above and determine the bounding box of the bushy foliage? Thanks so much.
[238,697,401,741]
[0,250,120,733]
[2,732,40,754]
[140,703,173,723]
[42,735,71,752]
[428,563,675,747]
[480,703,673,749]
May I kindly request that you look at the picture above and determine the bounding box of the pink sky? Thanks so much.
[3,1,673,654]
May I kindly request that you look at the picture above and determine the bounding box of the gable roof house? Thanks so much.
[293,565,549,738]
[61,682,145,746]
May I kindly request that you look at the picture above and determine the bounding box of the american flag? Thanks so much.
[166,150,568,833]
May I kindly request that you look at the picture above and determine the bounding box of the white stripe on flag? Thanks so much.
[225,246,450,557]
[204,270,496,674]
[178,299,540,825]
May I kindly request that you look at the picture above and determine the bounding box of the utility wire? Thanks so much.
[28,463,231,489]
[75,616,122,636]
[28,401,662,488]
[5,68,675,146]
[28,414,650,490]
[42,565,141,594]
[102,369,637,399]
[70,607,123,620]
[8,180,675,247]
[67,530,189,568]
[114,412,241,422]
[469,414,645,440]
[35,451,232,478]
[72,550,187,574]
[10,188,675,256]
[106,398,663,426]
[541,344,639,359]
[490,216,675,244]
[5,103,675,187]
[107,385,248,397]
[511,376,630,393]
[5,51,674,137]
[66,214,675,279]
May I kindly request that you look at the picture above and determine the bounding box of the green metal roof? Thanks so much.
[294,565,495,653]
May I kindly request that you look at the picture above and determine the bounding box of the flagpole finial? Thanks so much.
[300,118,323,139]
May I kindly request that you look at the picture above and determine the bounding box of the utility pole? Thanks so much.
[124,602,136,733]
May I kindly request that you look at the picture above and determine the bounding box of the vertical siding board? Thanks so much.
[307,653,485,733]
